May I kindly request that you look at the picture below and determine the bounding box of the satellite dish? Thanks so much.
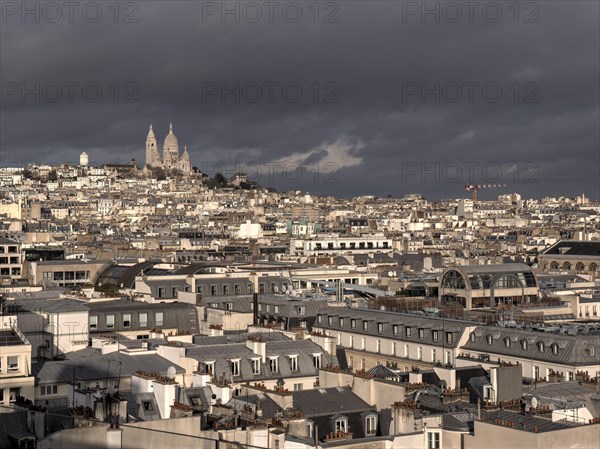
[167,366,177,378]
[531,397,538,409]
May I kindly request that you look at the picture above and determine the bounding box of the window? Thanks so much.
[392,342,396,355]
[335,418,348,433]
[533,366,540,380]
[339,317,344,327]
[223,285,229,295]
[230,360,240,376]
[196,285,203,294]
[360,358,365,370]
[297,306,305,315]
[317,315,322,324]
[393,325,398,336]
[205,361,215,375]
[328,316,332,326]
[106,315,115,329]
[504,337,510,348]
[432,349,437,361]
[521,340,528,350]
[158,287,166,298]
[483,385,493,400]
[365,415,377,436]
[139,313,148,328]
[567,371,574,381]
[404,344,409,358]
[40,385,58,396]
[351,319,356,329]
[289,355,298,371]
[123,313,131,328]
[417,347,422,360]
[406,327,412,337]
[269,357,279,373]
[89,316,98,330]
[427,431,440,449]
[349,335,354,347]
[361,337,366,350]
[432,330,439,342]
[0,390,3,402]
[7,356,18,372]
[234,284,241,294]
[252,359,261,375]
[155,312,164,327]
[446,332,453,344]
[551,344,558,355]
[418,328,424,339]
[377,322,383,334]
[445,351,451,365]
[363,321,368,331]
[538,342,544,353]
[226,302,233,311]
[376,340,381,353]
[486,335,493,345]
[313,354,321,369]
[9,387,21,403]
[211,285,217,296]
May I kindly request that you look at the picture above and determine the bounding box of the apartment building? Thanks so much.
[313,308,477,372]
[0,315,35,407]
[0,237,23,279]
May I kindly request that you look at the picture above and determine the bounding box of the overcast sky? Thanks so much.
[1,1,598,200]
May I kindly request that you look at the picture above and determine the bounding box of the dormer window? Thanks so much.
[521,340,528,350]
[486,335,493,345]
[418,328,424,339]
[504,337,510,348]
[538,342,545,353]
[377,323,384,334]
[365,414,377,436]
[317,315,322,324]
[393,325,399,336]
[269,356,279,373]
[339,318,344,327]
[446,332,453,344]
[230,359,240,376]
[251,358,261,375]
[351,319,356,330]
[312,353,322,369]
[551,343,558,355]
[328,316,333,326]
[470,332,475,342]
[432,330,439,342]
[406,327,412,338]
[363,321,368,331]
[289,355,298,371]
[334,417,348,433]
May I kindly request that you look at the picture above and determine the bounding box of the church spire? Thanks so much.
[169,122,173,132]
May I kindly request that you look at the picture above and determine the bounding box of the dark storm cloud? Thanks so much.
[1,0,598,199]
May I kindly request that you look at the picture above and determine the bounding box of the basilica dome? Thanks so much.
[163,122,179,149]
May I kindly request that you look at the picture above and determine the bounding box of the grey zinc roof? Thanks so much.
[316,307,473,348]
[462,327,599,366]
[453,263,533,274]
[184,336,337,382]
[292,386,374,417]
[35,350,185,384]
[8,298,89,313]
